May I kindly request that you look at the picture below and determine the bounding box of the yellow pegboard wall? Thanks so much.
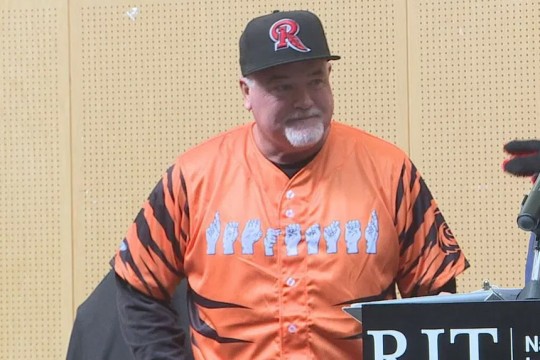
[408,0,540,291]
[0,0,537,358]
[0,3,72,359]
[330,0,409,150]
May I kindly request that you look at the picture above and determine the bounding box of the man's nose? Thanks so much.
[293,88,314,109]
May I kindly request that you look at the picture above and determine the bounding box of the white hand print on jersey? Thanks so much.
[345,220,362,254]
[205,211,221,255]
[365,210,379,254]
[241,219,263,255]
[306,224,321,255]
[223,221,239,255]
[119,239,128,252]
[285,224,302,256]
[264,228,281,256]
[324,221,341,254]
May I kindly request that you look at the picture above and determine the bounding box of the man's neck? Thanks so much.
[272,152,319,178]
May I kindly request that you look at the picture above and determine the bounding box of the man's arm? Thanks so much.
[116,275,189,359]
[112,163,190,358]
[437,278,457,294]
[395,158,469,297]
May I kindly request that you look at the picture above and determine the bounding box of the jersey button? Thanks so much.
[285,209,294,218]
[287,324,298,334]
[286,277,296,287]
[286,190,295,199]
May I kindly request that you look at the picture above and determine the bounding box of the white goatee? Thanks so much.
[284,121,325,148]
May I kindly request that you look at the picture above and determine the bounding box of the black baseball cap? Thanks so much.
[239,10,340,76]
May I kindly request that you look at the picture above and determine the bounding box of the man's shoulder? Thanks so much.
[330,121,407,159]
[166,123,253,180]
[180,123,252,161]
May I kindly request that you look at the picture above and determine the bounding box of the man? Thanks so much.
[503,139,540,282]
[112,10,468,359]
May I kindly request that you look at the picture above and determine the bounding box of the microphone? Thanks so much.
[517,175,540,232]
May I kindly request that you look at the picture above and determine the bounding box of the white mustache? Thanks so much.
[286,110,322,122]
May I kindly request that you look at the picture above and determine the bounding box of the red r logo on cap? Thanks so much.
[269,19,311,52]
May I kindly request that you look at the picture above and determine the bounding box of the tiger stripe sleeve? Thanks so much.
[112,163,188,301]
[394,158,469,298]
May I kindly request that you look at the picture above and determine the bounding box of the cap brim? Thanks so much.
[242,55,341,76]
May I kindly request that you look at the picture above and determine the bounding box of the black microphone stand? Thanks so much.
[517,176,540,300]
[517,229,540,300]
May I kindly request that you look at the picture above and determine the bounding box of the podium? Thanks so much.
[343,290,540,360]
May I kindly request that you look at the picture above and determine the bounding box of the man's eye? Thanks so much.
[275,84,292,91]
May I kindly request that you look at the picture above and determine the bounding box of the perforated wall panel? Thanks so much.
[408,0,540,290]
[1,1,539,358]
[330,1,409,148]
[0,2,71,359]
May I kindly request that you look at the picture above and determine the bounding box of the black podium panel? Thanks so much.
[361,301,540,360]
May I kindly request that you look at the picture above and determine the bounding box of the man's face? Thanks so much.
[240,59,334,163]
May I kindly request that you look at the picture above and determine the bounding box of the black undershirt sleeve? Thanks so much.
[115,275,191,359]
[437,278,457,294]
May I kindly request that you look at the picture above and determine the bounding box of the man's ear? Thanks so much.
[239,78,252,111]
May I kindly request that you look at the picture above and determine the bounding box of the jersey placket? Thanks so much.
[278,184,310,359]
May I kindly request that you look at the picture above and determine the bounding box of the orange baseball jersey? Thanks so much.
[113,121,468,359]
